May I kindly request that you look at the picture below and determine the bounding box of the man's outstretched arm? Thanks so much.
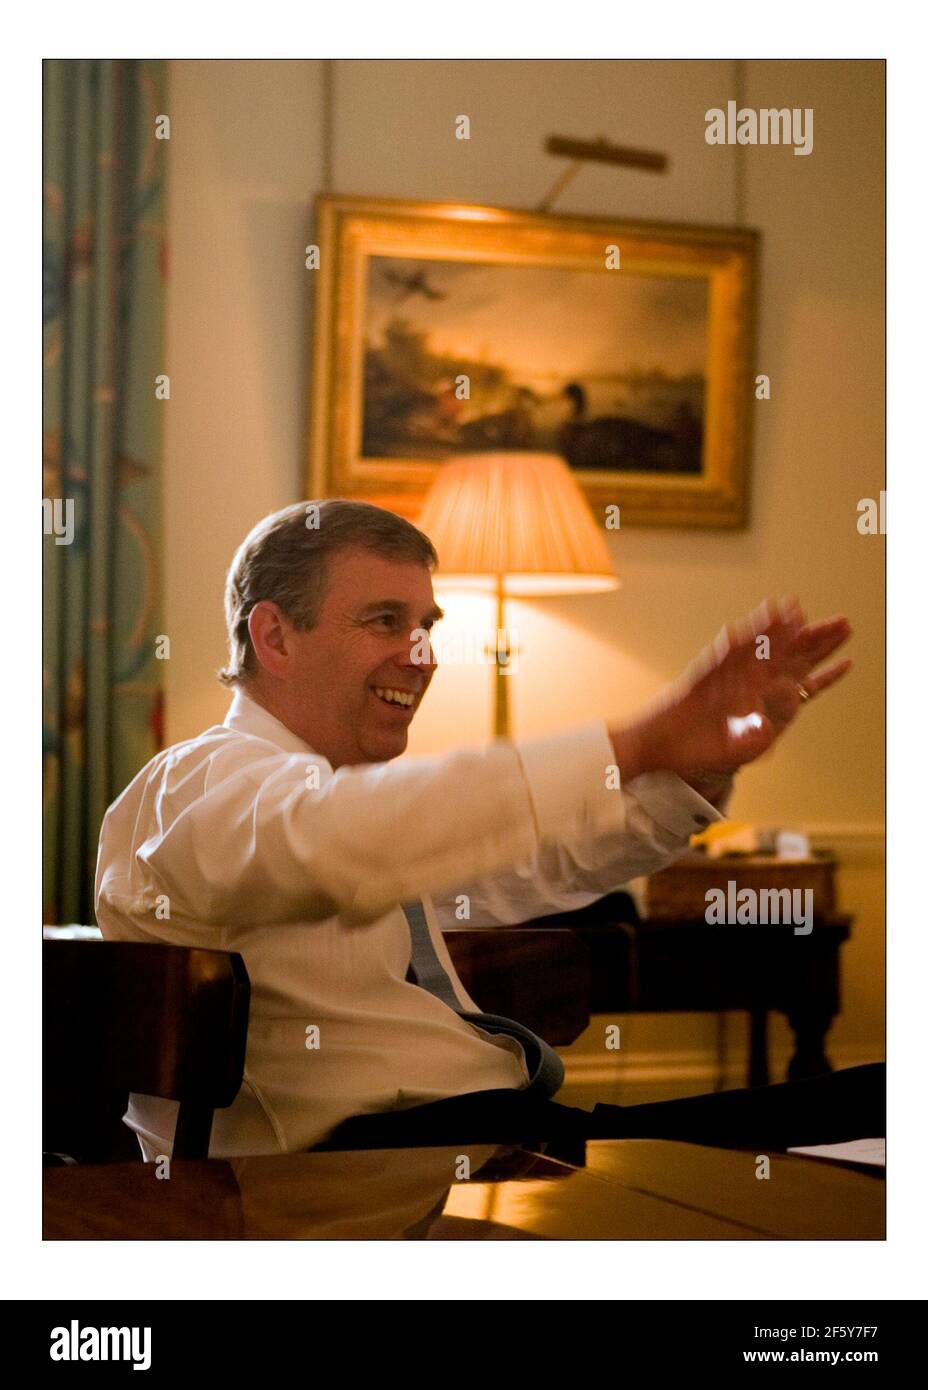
[116,598,849,930]
[434,597,851,927]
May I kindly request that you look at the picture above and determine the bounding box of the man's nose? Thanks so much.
[401,630,437,673]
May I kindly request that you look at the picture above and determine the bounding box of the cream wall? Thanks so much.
[163,60,884,1089]
[162,60,323,741]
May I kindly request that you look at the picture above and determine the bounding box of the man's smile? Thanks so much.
[371,685,420,714]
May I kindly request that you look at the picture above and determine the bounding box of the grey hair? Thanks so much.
[217,499,437,687]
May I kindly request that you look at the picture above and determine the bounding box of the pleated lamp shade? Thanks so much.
[417,452,619,596]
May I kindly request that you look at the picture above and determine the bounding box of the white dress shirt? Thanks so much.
[94,687,727,1159]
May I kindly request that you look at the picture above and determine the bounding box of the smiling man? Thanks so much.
[229,530,444,770]
[95,498,883,1159]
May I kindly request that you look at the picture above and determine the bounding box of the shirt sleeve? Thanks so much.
[122,722,639,929]
[431,761,732,929]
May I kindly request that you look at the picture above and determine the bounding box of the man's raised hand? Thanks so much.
[610,598,852,782]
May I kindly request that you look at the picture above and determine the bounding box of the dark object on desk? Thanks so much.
[516,893,851,1087]
[43,940,250,1164]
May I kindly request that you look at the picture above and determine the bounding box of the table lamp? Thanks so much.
[417,451,619,738]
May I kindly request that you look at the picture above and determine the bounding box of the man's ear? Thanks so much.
[247,601,292,678]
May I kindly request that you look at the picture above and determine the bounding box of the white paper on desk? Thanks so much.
[787,1137,885,1168]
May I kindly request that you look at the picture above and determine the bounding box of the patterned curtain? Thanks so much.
[43,60,167,925]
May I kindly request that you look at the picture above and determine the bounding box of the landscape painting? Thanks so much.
[308,196,757,527]
[362,255,707,476]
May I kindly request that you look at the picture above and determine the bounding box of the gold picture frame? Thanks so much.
[307,194,758,528]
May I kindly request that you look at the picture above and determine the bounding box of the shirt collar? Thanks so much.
[223,686,321,759]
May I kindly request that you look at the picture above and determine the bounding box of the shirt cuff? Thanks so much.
[624,770,729,840]
[514,721,626,843]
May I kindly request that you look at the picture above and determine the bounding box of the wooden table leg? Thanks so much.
[786,1007,836,1081]
[748,1006,769,1088]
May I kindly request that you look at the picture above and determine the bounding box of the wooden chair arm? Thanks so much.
[442,927,591,1046]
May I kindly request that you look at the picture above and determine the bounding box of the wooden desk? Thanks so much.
[43,1138,883,1241]
[510,895,852,1086]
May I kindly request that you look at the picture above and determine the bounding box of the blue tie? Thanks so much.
[402,900,565,1099]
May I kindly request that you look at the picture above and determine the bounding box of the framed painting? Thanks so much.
[307,195,758,528]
